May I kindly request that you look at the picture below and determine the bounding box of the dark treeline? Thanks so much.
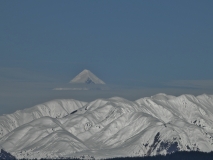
[109,151,213,160]
[0,149,16,160]
[18,151,213,160]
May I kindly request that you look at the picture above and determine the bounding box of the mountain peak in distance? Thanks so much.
[70,69,105,84]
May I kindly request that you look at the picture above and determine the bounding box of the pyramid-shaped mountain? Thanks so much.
[70,69,105,84]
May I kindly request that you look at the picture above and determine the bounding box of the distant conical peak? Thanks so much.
[70,69,105,84]
[81,69,89,73]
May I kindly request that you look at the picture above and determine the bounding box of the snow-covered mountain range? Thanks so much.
[0,94,213,159]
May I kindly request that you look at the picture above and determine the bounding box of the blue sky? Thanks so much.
[1,0,213,114]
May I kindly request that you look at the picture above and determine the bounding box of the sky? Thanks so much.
[1,0,213,114]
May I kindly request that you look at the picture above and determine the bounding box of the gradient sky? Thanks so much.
[1,0,213,114]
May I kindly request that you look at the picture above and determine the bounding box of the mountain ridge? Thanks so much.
[0,94,213,159]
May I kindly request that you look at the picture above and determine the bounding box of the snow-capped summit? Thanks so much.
[70,69,105,84]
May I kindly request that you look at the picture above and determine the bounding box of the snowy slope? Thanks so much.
[0,99,86,138]
[0,94,213,159]
[70,69,105,84]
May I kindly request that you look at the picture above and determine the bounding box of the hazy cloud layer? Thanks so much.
[166,80,213,89]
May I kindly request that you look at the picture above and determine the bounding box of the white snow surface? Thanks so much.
[0,93,213,159]
[70,69,105,84]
